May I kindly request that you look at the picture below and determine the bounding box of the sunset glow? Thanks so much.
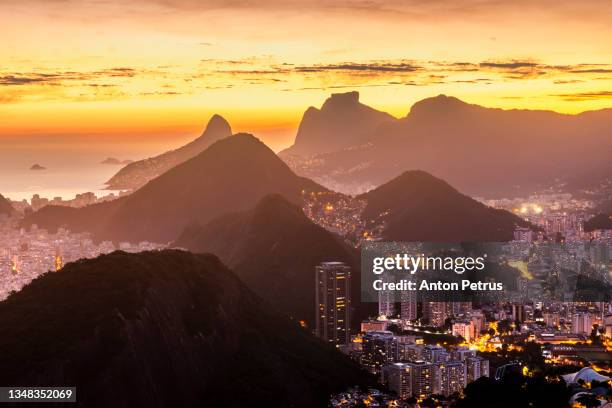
[2,0,612,150]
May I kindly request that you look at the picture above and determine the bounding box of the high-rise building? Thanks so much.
[315,261,351,346]
[466,357,490,383]
[423,345,450,363]
[382,363,413,400]
[378,272,397,318]
[407,361,434,399]
[451,346,477,361]
[572,312,593,334]
[424,302,452,327]
[361,331,396,374]
[512,304,525,323]
[434,361,467,396]
[400,289,417,322]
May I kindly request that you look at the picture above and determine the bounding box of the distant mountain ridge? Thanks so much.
[280,92,612,197]
[23,134,326,243]
[358,170,531,241]
[106,114,232,190]
[175,194,365,328]
[0,250,369,407]
[281,91,395,156]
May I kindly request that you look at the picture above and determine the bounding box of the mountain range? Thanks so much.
[23,134,325,243]
[0,194,14,216]
[175,194,369,328]
[358,171,531,241]
[0,250,370,407]
[281,92,612,198]
[106,114,233,190]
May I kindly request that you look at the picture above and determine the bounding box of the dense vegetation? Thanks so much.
[0,250,372,407]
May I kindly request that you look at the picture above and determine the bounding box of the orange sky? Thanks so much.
[1,0,611,151]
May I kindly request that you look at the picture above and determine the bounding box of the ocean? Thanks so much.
[0,140,169,202]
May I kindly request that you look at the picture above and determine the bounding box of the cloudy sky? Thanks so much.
[2,0,611,150]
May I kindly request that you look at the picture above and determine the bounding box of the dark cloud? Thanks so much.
[294,62,420,73]
[479,61,539,69]
[553,90,612,100]
[0,67,140,86]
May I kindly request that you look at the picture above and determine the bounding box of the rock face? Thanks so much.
[0,194,14,216]
[358,170,531,242]
[23,134,326,243]
[106,114,232,190]
[281,91,395,157]
[175,194,361,328]
[0,250,370,408]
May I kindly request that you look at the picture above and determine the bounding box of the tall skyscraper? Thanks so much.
[572,312,593,334]
[315,261,351,346]
[378,272,395,318]
[400,289,417,322]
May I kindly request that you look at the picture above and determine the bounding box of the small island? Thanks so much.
[30,164,46,171]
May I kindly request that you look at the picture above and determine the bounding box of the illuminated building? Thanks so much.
[434,361,467,396]
[407,361,434,399]
[378,273,395,318]
[315,262,351,346]
[382,363,413,399]
[466,357,489,382]
[452,320,475,343]
[361,331,395,374]
[360,319,389,333]
[512,304,525,323]
[423,301,452,327]
[422,345,449,363]
[572,312,593,334]
[400,289,417,321]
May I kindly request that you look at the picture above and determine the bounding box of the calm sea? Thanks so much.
[0,141,169,202]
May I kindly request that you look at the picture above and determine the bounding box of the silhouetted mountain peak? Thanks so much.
[408,94,474,117]
[199,114,232,140]
[321,91,361,110]
[359,170,530,241]
[105,114,233,190]
[26,132,325,243]
[282,91,394,156]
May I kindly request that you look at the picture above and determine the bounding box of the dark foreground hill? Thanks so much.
[0,250,369,408]
[359,170,531,241]
[0,193,14,216]
[175,194,370,328]
[106,114,233,190]
[23,134,325,243]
